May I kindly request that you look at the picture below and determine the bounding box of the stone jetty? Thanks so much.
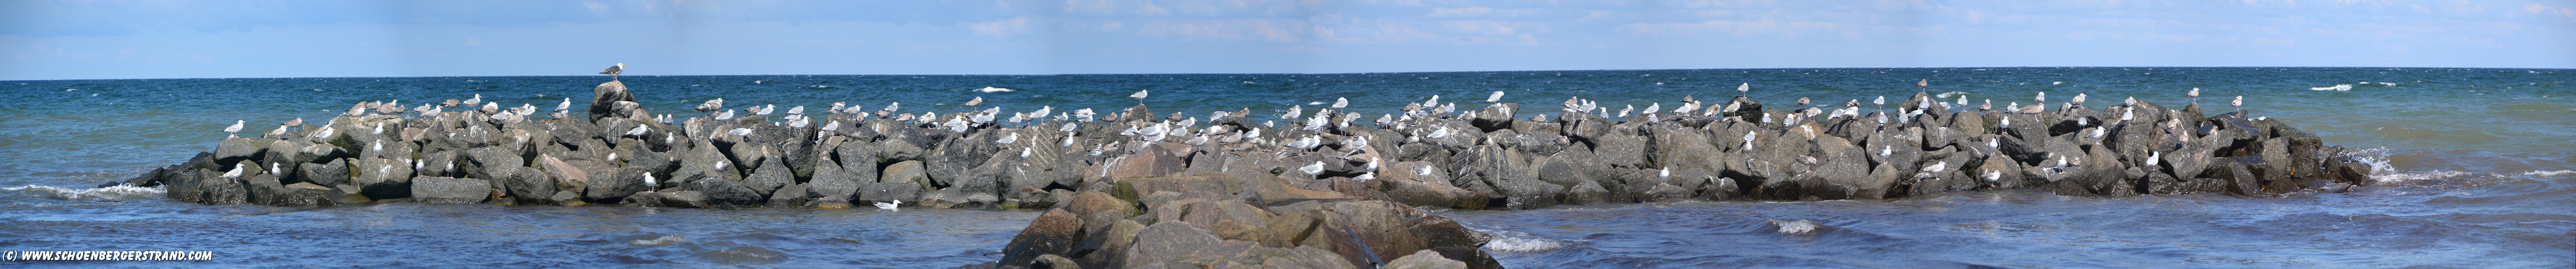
[113,80,2373,269]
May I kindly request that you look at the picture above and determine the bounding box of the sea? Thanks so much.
[3,67,2570,268]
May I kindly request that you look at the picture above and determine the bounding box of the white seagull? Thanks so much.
[1486,91,1505,103]
[876,200,901,209]
[221,120,245,138]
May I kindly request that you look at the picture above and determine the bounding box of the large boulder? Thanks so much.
[410,176,491,203]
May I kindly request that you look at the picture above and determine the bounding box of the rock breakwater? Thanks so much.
[113,80,2371,268]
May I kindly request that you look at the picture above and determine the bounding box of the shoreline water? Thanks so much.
[4,67,2568,268]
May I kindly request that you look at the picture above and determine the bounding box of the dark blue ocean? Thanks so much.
[4,67,2571,268]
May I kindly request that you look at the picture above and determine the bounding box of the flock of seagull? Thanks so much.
[213,65,2265,207]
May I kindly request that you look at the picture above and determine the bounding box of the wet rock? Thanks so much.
[500,166,554,204]
[410,176,490,204]
[583,167,655,203]
[858,181,923,204]
[299,158,351,187]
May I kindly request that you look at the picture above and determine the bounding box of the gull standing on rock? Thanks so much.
[694,99,724,114]
[1129,90,1149,105]
[1486,91,1505,103]
[222,120,245,138]
[1736,83,1751,96]
[2189,87,2202,104]
[1298,161,1325,176]
[2233,96,2245,112]
[600,63,624,80]
[963,96,984,107]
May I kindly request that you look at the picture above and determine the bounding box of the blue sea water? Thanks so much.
[3,67,2571,268]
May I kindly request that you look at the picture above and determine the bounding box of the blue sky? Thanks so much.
[4,0,2572,80]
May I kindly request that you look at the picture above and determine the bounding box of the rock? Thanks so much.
[881,160,930,186]
[410,177,491,203]
[460,147,523,182]
[679,172,765,205]
[999,208,1084,267]
[858,181,923,204]
[657,190,712,208]
[534,191,578,206]
[351,157,415,200]
[583,167,656,203]
[212,137,273,167]
[1383,249,1468,269]
[501,166,555,204]
[806,163,862,200]
[1122,221,1227,266]
[769,183,811,207]
[743,156,794,196]
[1378,175,1491,210]
[298,158,351,187]
[918,187,998,208]
[588,81,636,120]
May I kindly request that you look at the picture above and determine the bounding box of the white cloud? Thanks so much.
[969,17,1033,37]
[1065,0,1172,16]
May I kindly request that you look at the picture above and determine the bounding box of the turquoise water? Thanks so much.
[4,67,2571,267]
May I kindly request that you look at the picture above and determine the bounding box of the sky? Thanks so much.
[3,0,2573,80]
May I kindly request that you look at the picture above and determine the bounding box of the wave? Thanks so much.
[1766,219,1820,234]
[629,234,687,246]
[2523,170,2576,177]
[2310,84,2353,91]
[3,185,165,201]
[974,87,1014,93]
[1474,228,1570,253]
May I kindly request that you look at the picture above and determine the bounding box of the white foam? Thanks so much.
[1768,219,1818,234]
[2309,84,2353,91]
[629,234,687,246]
[2521,170,2576,177]
[1474,228,1569,253]
[4,185,165,201]
[973,86,1014,92]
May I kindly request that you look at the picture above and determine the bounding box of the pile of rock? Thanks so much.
[114,80,2372,269]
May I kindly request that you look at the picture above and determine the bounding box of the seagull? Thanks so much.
[221,120,245,138]
[281,117,304,128]
[600,63,624,80]
[2036,92,2047,104]
[1916,78,1929,89]
[694,99,724,113]
[1353,173,1374,181]
[2071,93,2088,107]
[2189,87,2202,104]
[1128,89,1149,105]
[463,94,483,107]
[1924,161,1948,173]
[625,124,649,137]
[1282,105,1303,120]
[221,163,244,179]
[1983,171,2002,182]
[555,98,572,113]
[1659,167,1671,179]
[713,110,736,120]
[963,96,984,107]
[1797,97,1810,106]
[643,172,658,191]
[2232,95,2244,112]
[996,132,1018,144]
[2147,152,2163,166]
[1736,82,1751,95]
[1331,97,1349,109]
[1486,91,1505,103]
[1873,96,1886,114]
[1298,161,1325,175]
[878,102,902,117]
[875,200,901,209]
[1740,131,1757,150]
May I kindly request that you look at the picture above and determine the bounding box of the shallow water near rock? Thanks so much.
[5,67,2572,267]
